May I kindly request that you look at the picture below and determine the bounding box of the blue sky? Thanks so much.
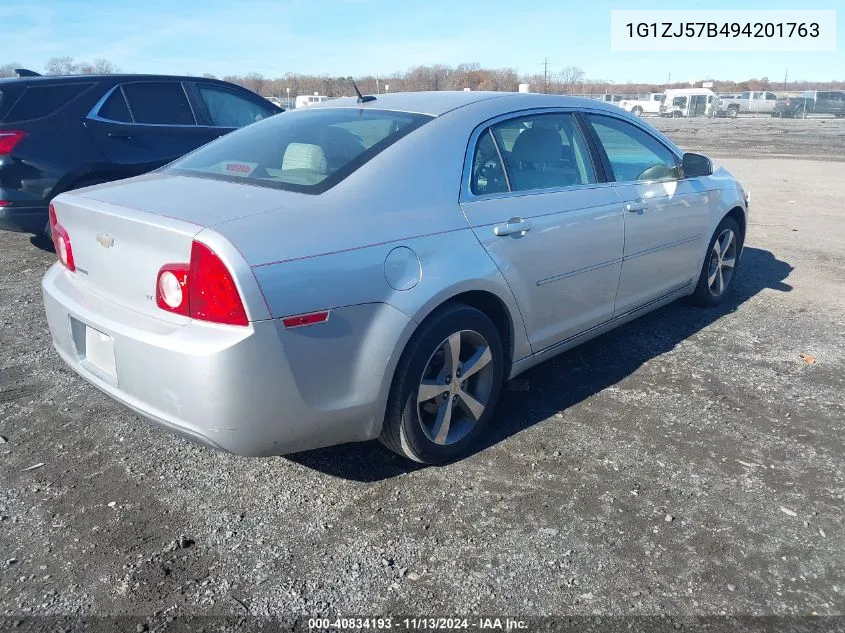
[3,0,841,82]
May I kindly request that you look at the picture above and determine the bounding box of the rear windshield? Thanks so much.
[167,108,432,194]
[4,83,93,122]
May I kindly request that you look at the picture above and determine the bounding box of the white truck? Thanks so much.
[658,88,716,118]
[617,93,663,116]
[716,91,779,118]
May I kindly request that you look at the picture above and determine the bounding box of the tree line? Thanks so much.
[2,58,843,97]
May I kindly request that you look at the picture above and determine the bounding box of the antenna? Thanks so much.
[351,80,376,104]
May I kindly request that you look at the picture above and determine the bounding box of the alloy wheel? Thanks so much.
[707,228,737,296]
[416,330,495,445]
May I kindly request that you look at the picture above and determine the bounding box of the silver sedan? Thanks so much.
[42,91,748,463]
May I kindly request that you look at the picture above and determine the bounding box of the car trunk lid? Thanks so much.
[50,193,202,322]
[71,172,288,226]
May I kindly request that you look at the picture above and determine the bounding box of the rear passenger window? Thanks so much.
[5,83,93,122]
[97,88,132,122]
[482,113,596,193]
[586,114,679,182]
[122,82,195,125]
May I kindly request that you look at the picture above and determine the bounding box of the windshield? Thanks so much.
[168,107,432,194]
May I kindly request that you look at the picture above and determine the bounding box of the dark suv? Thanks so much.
[772,90,845,119]
[0,72,281,235]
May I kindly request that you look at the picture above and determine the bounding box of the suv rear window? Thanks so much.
[5,83,93,122]
[168,108,432,194]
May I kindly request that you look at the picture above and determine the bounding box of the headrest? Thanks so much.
[510,128,562,164]
[282,143,328,173]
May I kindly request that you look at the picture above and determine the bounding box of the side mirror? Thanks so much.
[682,152,713,178]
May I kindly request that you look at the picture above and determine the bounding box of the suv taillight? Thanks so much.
[0,131,27,155]
[156,241,248,326]
[49,204,76,272]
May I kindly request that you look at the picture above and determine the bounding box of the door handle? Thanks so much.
[493,218,532,236]
[107,132,133,140]
[625,200,645,213]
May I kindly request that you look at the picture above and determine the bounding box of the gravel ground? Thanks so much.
[1,118,844,627]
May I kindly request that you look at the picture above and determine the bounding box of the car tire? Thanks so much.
[728,107,739,119]
[632,106,643,116]
[672,111,681,118]
[796,109,807,119]
[690,216,743,307]
[380,303,504,464]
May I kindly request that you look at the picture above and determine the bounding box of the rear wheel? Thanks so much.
[631,106,643,116]
[727,107,739,119]
[380,304,504,464]
[690,216,742,307]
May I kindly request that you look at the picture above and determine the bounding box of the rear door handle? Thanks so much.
[625,200,645,213]
[493,218,532,237]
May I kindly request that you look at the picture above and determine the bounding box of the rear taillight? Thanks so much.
[156,241,248,326]
[0,131,27,155]
[49,204,76,272]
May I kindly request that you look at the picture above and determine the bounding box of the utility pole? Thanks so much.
[783,68,788,90]
[544,57,549,94]
[666,72,671,87]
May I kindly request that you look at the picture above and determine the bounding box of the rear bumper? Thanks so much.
[42,264,413,456]
[0,204,47,233]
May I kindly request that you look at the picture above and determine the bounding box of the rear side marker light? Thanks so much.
[0,201,11,207]
[282,311,330,329]
[49,204,75,272]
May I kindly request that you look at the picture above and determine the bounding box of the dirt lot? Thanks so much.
[1,118,844,627]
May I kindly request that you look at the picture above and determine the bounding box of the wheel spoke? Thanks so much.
[457,390,485,422]
[460,345,492,381]
[721,255,736,269]
[443,332,461,378]
[418,380,445,404]
[716,266,724,294]
[431,400,453,445]
[708,264,718,288]
[720,231,734,256]
[712,240,722,259]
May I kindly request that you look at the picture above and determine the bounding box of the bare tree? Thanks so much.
[90,58,119,74]
[0,62,23,78]
[45,56,78,76]
[555,66,585,94]
[202,63,844,99]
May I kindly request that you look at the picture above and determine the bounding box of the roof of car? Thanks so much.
[0,73,233,86]
[308,91,623,117]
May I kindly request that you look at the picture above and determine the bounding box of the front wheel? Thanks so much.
[727,107,739,119]
[380,304,504,464]
[690,216,742,307]
[632,106,643,117]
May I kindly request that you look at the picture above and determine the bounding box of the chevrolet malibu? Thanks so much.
[42,91,749,464]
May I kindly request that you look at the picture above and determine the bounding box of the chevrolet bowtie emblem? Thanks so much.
[96,233,115,248]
